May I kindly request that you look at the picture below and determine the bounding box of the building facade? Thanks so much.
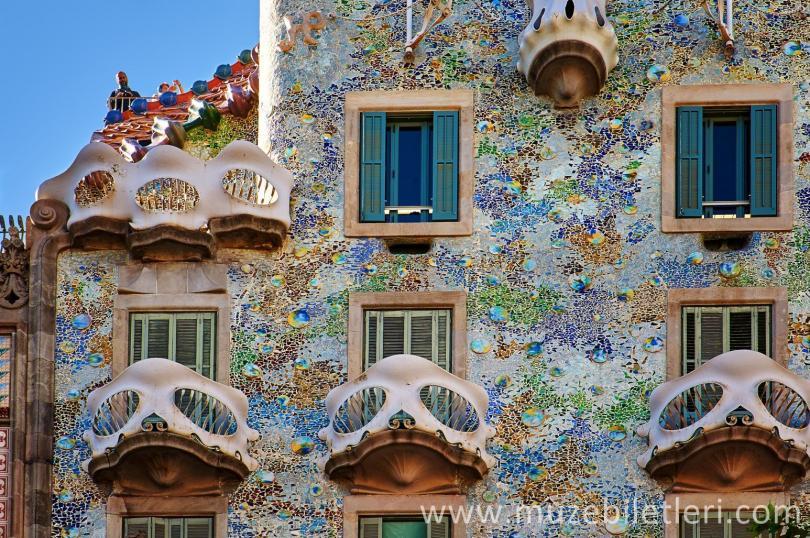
[0,0,808,536]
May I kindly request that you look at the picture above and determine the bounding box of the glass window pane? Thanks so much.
[710,121,740,214]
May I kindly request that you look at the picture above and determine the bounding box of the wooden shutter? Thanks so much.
[382,312,406,358]
[174,316,199,370]
[360,112,387,222]
[699,308,724,364]
[146,316,171,360]
[124,517,151,538]
[436,310,451,371]
[755,306,771,356]
[728,308,753,351]
[359,517,383,538]
[168,519,182,538]
[432,111,459,221]
[750,104,777,216]
[676,106,704,217]
[682,308,697,374]
[131,316,145,363]
[428,517,451,538]
[185,518,213,538]
[201,315,214,379]
[365,311,380,369]
[410,311,435,361]
[153,518,167,538]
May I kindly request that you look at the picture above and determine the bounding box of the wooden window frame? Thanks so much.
[345,90,474,238]
[666,287,787,380]
[664,492,789,538]
[344,495,466,538]
[106,495,227,538]
[114,294,230,385]
[348,291,467,380]
[661,84,794,233]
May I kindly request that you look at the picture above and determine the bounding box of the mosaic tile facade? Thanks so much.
[49,0,809,535]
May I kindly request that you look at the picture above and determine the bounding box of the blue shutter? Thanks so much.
[360,112,386,222]
[432,111,459,221]
[750,104,777,216]
[676,106,704,217]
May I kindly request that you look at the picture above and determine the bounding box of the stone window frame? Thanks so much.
[343,89,475,238]
[660,83,794,233]
[347,291,468,380]
[663,492,789,538]
[112,263,231,385]
[105,494,228,538]
[666,287,788,380]
[343,494,468,538]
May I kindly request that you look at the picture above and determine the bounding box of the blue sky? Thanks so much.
[0,1,259,220]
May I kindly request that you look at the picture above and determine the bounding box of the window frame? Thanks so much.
[666,288,787,380]
[661,84,794,233]
[114,293,230,385]
[106,495,227,538]
[348,292,467,380]
[344,495,466,538]
[363,309,453,371]
[359,514,451,538]
[345,90,474,238]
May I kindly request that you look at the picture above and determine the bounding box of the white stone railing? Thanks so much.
[318,354,497,469]
[83,358,259,471]
[35,140,292,231]
[517,0,618,107]
[637,350,810,469]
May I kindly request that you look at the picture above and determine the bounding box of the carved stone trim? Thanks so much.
[645,426,810,493]
[208,214,287,249]
[24,199,71,537]
[0,216,29,309]
[118,263,227,295]
[323,429,490,494]
[87,432,252,497]
[127,225,215,262]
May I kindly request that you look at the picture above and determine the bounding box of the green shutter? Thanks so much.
[146,315,171,360]
[360,517,383,538]
[131,316,145,363]
[382,312,406,358]
[364,311,380,370]
[360,112,387,222]
[364,310,452,372]
[428,517,450,538]
[676,106,704,217]
[750,104,777,216]
[409,311,435,361]
[174,316,199,370]
[124,517,151,538]
[432,110,459,221]
[184,518,213,538]
[129,313,216,378]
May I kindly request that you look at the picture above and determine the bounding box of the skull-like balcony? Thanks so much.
[82,358,259,496]
[637,350,810,493]
[318,354,496,495]
[36,140,292,261]
[518,0,618,108]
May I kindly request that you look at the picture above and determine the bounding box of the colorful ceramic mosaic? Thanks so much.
[49,0,810,535]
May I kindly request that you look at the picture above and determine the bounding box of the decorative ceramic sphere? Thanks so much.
[686,252,704,265]
[291,436,315,455]
[72,313,92,331]
[521,407,545,427]
[130,98,148,114]
[607,424,627,441]
[526,342,544,356]
[470,339,491,354]
[104,109,123,125]
[287,309,311,328]
[159,91,178,107]
[674,13,689,26]
[242,362,262,379]
[239,49,253,64]
[719,261,741,279]
[215,64,233,80]
[643,336,664,352]
[191,80,209,95]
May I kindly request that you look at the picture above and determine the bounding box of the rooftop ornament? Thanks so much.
[0,215,28,309]
[36,140,292,261]
[83,358,259,495]
[319,354,496,494]
[637,350,810,492]
[517,0,618,108]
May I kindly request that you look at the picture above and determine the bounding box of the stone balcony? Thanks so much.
[637,350,810,493]
[83,358,259,496]
[319,354,496,495]
[517,0,618,108]
[35,140,291,261]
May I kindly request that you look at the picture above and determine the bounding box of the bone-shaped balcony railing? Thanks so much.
[637,350,810,469]
[318,354,497,469]
[35,140,292,232]
[83,358,259,472]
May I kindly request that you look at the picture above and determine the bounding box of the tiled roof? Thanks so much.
[92,48,258,150]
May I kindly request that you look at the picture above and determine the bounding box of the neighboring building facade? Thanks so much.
[0,0,808,536]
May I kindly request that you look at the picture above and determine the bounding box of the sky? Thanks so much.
[0,0,259,220]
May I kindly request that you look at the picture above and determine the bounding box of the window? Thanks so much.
[660,84,793,233]
[129,313,216,378]
[360,112,459,224]
[682,305,771,373]
[124,517,213,538]
[364,310,451,371]
[0,334,10,420]
[359,516,450,538]
[344,90,473,238]
[676,105,777,219]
